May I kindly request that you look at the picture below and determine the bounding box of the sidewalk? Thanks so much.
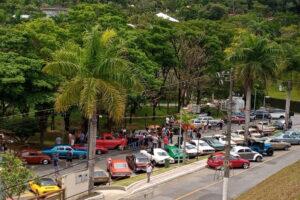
[96,159,207,200]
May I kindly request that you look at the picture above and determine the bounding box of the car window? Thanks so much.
[238,149,244,153]
[244,149,251,153]
[136,158,148,163]
[40,179,56,186]
[29,152,38,156]
[57,147,64,151]
[283,135,290,138]
[94,171,106,177]
[21,152,29,156]
[66,147,72,151]
[114,163,128,169]
[157,151,168,156]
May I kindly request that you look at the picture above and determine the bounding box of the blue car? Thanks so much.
[42,145,87,159]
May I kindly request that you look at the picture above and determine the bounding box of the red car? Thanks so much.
[207,152,250,169]
[107,158,132,178]
[96,133,127,150]
[18,149,51,165]
[72,144,108,155]
[231,116,245,124]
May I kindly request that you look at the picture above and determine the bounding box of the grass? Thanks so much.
[112,156,208,187]
[267,83,300,102]
[235,160,300,200]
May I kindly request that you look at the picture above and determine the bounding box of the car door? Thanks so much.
[56,146,66,157]
[244,148,254,160]
[229,155,241,168]
[237,149,246,159]
[270,139,280,149]
[28,152,40,164]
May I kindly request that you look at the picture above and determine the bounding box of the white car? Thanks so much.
[140,148,175,165]
[191,119,204,128]
[269,109,285,119]
[189,140,215,155]
[212,134,236,146]
[181,143,198,158]
[231,133,245,145]
[230,146,263,162]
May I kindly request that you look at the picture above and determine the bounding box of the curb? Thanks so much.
[95,185,126,191]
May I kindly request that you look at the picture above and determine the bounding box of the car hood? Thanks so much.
[154,155,172,161]
[199,146,215,151]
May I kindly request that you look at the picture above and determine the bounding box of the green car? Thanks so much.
[165,145,186,161]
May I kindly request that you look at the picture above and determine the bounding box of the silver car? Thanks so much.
[275,134,300,145]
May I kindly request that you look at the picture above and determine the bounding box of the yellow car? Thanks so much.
[29,178,60,195]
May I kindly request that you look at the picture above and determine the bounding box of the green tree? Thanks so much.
[43,26,139,191]
[0,153,33,200]
[226,32,281,139]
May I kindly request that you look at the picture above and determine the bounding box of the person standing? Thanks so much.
[66,148,73,167]
[55,136,62,145]
[53,153,59,178]
[146,163,153,183]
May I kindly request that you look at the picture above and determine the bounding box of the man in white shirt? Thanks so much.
[146,163,153,183]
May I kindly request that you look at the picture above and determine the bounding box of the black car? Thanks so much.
[126,153,150,172]
[252,110,271,120]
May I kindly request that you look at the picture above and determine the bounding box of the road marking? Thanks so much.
[175,149,295,200]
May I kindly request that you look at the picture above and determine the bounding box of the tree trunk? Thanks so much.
[177,87,182,113]
[64,111,71,132]
[36,111,49,147]
[244,85,251,142]
[152,103,157,121]
[87,111,97,194]
[196,89,201,105]
[285,80,291,131]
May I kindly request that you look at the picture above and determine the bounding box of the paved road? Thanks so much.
[129,145,300,200]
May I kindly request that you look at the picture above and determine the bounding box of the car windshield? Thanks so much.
[199,142,209,146]
[94,171,106,177]
[40,179,56,186]
[186,145,195,150]
[136,158,148,163]
[157,151,168,156]
[171,149,182,154]
[114,163,127,169]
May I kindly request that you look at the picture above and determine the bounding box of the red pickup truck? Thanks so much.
[96,133,127,150]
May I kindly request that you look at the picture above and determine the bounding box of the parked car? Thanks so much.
[189,140,215,155]
[165,145,186,161]
[140,148,175,165]
[256,121,276,136]
[198,116,224,128]
[285,130,300,138]
[94,167,110,185]
[263,138,291,150]
[126,153,150,172]
[234,129,261,138]
[72,144,108,155]
[248,138,274,156]
[42,145,87,159]
[201,138,225,151]
[230,132,245,145]
[207,152,250,169]
[191,119,204,128]
[272,119,292,130]
[29,178,60,195]
[107,158,132,178]
[252,110,271,120]
[96,133,127,150]
[275,133,300,145]
[211,134,236,147]
[248,126,263,137]
[18,149,51,165]
[231,115,245,124]
[180,143,198,158]
[268,109,286,119]
[230,146,263,162]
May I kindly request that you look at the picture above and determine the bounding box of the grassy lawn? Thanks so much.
[267,85,300,102]
[112,156,207,187]
[236,160,300,200]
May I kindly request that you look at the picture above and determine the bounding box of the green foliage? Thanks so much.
[0,117,39,142]
[201,3,228,20]
[0,153,33,199]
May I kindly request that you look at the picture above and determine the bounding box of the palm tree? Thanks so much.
[43,26,139,191]
[226,33,280,141]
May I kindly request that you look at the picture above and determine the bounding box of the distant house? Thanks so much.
[12,14,30,19]
[40,7,67,17]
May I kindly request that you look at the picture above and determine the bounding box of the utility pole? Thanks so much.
[285,80,291,131]
[223,68,233,200]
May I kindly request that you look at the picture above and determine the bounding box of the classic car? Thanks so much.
[252,110,271,120]
[42,145,87,159]
[211,135,237,146]
[256,121,276,136]
[180,143,198,158]
[201,138,225,151]
[207,152,250,169]
[230,133,245,145]
[126,153,150,172]
[230,146,263,162]
[72,144,108,155]
[189,140,215,155]
[29,178,60,195]
[263,138,291,150]
[231,115,245,124]
[164,145,186,161]
[248,138,274,156]
[275,133,300,145]
[140,148,175,165]
[106,158,132,178]
[272,119,292,130]
[94,167,110,185]
[96,133,127,150]
[18,149,51,165]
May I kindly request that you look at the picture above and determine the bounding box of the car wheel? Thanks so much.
[42,159,49,165]
[96,150,102,155]
[279,116,285,119]
[284,146,289,151]
[256,156,262,162]
[79,155,84,160]
[242,163,249,169]
[267,149,274,156]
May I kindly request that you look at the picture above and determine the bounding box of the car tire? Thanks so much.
[284,146,289,151]
[279,116,285,119]
[267,149,274,156]
[242,163,249,169]
[79,155,84,160]
[255,156,262,162]
[96,150,102,155]
[42,159,49,165]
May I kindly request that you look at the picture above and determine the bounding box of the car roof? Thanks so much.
[232,146,249,151]
[133,153,148,158]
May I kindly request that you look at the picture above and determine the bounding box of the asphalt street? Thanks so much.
[128,145,300,200]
